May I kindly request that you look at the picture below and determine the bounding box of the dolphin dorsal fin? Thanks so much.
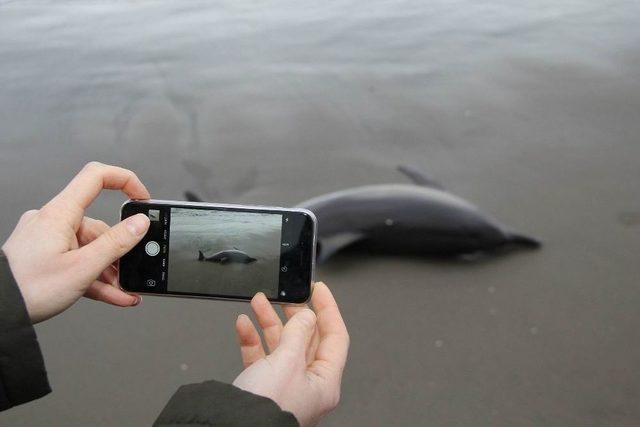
[397,165,444,189]
[317,232,365,264]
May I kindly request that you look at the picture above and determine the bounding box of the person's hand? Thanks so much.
[1,162,151,323]
[233,282,349,427]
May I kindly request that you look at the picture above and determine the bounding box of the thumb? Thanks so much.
[274,309,317,360]
[76,213,150,281]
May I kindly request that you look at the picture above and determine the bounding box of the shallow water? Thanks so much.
[1,1,640,426]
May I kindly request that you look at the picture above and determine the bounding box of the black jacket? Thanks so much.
[0,253,298,426]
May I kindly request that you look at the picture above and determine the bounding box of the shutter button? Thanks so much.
[145,241,160,256]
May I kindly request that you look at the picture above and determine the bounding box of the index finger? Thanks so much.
[309,282,349,381]
[44,162,150,218]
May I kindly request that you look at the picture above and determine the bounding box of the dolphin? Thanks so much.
[184,165,541,264]
[198,249,257,264]
[295,165,540,263]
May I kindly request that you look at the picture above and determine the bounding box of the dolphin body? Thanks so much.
[198,249,256,264]
[295,166,540,263]
[185,165,540,264]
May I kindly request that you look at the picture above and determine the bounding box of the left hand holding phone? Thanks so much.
[2,161,151,324]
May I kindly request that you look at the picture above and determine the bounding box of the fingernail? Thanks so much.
[131,296,141,306]
[126,214,150,236]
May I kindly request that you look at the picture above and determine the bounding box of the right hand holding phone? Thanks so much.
[233,282,350,427]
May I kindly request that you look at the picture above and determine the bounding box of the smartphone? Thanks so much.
[119,199,316,303]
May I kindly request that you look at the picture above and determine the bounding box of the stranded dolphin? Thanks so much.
[184,165,541,264]
[295,165,540,263]
[198,249,257,264]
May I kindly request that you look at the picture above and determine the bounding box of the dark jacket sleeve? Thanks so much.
[0,251,51,411]
[154,380,299,427]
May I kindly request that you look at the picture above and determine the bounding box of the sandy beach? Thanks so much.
[1,1,639,426]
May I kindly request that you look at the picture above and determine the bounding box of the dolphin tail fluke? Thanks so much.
[198,250,205,261]
[507,232,541,249]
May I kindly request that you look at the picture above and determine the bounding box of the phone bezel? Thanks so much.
[119,199,316,304]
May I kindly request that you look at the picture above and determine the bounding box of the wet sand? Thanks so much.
[1,1,640,426]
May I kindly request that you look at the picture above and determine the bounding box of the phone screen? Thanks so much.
[169,207,282,298]
[120,200,315,303]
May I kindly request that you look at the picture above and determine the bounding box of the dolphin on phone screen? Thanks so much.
[198,249,257,264]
